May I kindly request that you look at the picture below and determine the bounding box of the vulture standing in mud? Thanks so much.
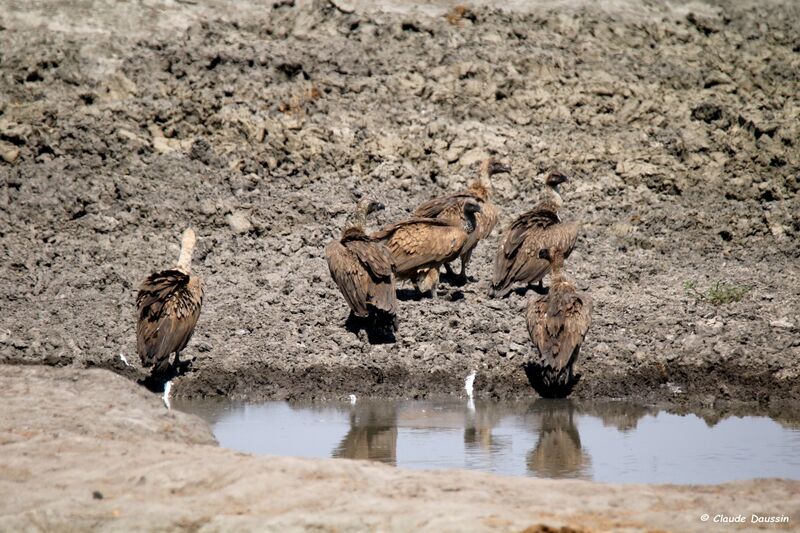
[372,201,482,297]
[490,171,578,298]
[413,157,511,285]
[526,248,592,396]
[136,228,204,378]
[325,199,398,330]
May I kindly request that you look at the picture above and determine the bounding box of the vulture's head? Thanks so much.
[488,158,512,176]
[366,200,386,215]
[463,201,482,216]
[481,157,512,177]
[545,171,569,188]
[356,198,385,218]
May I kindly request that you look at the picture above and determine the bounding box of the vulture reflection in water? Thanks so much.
[526,399,591,479]
[332,401,398,465]
[136,228,204,388]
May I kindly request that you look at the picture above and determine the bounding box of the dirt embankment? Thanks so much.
[1,365,797,532]
[0,0,798,405]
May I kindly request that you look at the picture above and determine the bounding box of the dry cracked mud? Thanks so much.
[0,0,798,408]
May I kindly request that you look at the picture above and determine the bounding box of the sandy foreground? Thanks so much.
[0,365,796,532]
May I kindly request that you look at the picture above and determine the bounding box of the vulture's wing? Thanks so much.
[346,239,394,282]
[137,270,203,372]
[529,287,592,371]
[325,240,370,317]
[376,219,466,274]
[414,193,473,219]
[493,218,579,291]
[503,208,560,257]
[346,239,397,315]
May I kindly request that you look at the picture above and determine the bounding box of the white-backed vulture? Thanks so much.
[526,248,592,396]
[372,201,482,297]
[325,199,398,329]
[137,228,204,377]
[490,171,578,298]
[414,158,511,283]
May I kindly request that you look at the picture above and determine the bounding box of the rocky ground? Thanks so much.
[1,365,797,532]
[0,0,798,407]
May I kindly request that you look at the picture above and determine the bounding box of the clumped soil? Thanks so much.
[0,0,798,407]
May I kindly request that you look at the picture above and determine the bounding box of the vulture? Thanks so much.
[325,199,398,330]
[136,228,204,378]
[372,201,482,297]
[490,171,578,298]
[526,248,592,396]
[413,157,511,284]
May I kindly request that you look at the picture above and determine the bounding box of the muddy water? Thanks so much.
[175,398,800,484]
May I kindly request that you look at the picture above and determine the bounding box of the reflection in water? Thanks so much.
[176,397,800,484]
[463,400,505,453]
[526,400,590,479]
[333,402,398,465]
[583,401,654,432]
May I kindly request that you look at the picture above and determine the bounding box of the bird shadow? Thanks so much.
[523,362,580,399]
[511,284,550,298]
[138,358,195,393]
[448,291,465,302]
[439,270,470,287]
[345,313,397,345]
[397,288,422,301]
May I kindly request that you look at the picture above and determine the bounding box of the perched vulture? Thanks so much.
[490,171,578,298]
[136,228,204,377]
[414,157,511,283]
[372,201,482,296]
[325,199,398,329]
[526,248,592,396]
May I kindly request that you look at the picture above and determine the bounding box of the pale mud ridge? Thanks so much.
[0,0,798,407]
[2,366,798,532]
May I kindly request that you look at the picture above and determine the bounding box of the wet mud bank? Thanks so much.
[1,366,798,532]
[0,0,798,407]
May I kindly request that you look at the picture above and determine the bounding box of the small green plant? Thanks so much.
[684,280,750,305]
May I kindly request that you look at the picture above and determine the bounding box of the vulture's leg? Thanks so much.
[174,351,192,374]
[443,263,455,277]
[529,280,549,295]
[457,249,473,284]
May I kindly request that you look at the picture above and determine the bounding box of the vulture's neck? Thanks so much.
[549,256,567,283]
[468,181,490,202]
[463,212,477,234]
[547,185,563,210]
[176,241,194,274]
[345,211,367,233]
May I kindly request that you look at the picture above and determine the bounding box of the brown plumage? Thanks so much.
[136,228,203,377]
[373,201,482,296]
[414,158,511,283]
[325,199,398,328]
[490,171,578,298]
[526,248,592,396]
